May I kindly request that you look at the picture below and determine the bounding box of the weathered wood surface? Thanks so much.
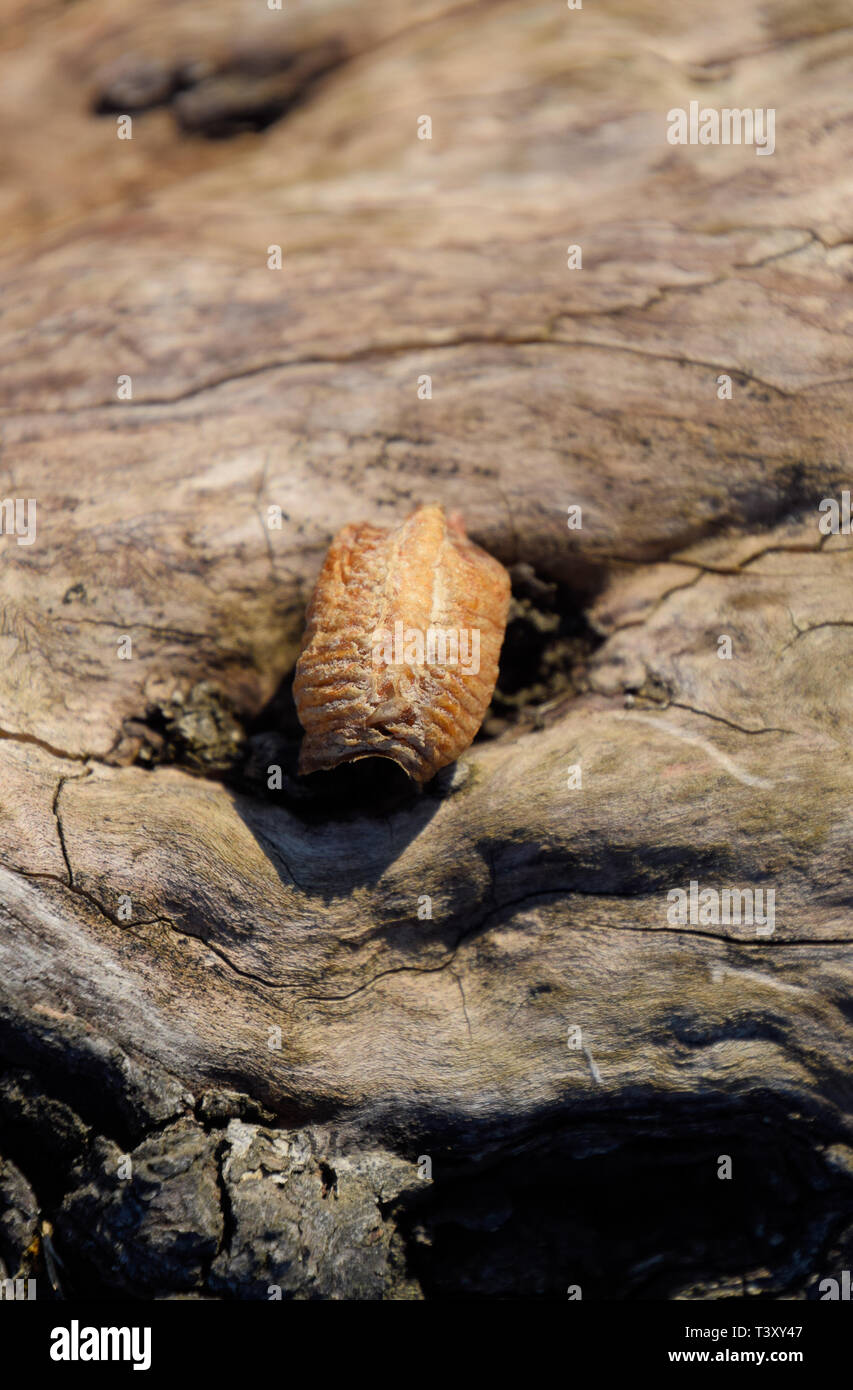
[0,0,851,1298]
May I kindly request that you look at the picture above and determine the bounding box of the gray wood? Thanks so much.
[0,0,851,1298]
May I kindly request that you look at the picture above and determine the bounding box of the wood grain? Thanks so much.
[0,0,851,1298]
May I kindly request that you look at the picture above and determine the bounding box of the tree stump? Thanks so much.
[0,0,851,1299]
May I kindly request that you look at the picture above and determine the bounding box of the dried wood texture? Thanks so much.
[0,0,851,1299]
